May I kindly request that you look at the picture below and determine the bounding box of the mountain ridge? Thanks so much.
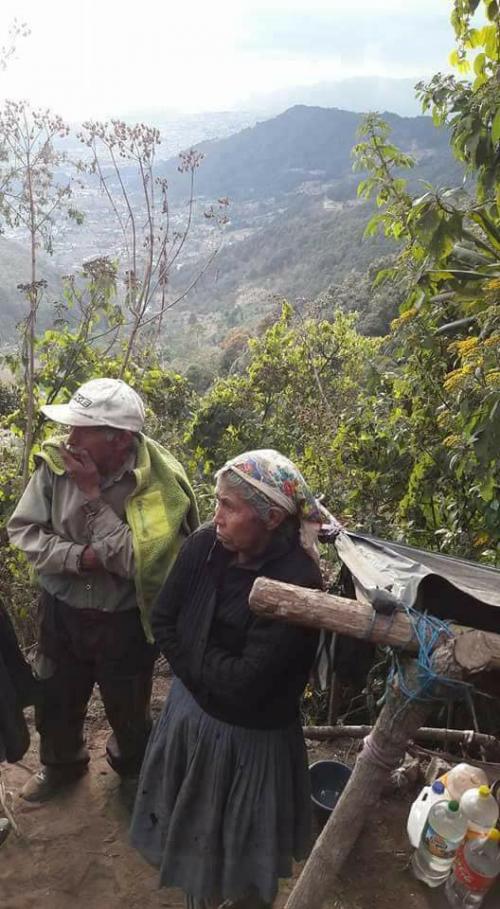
[158,104,459,204]
[240,77,423,118]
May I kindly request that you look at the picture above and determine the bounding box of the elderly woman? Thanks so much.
[130,450,324,909]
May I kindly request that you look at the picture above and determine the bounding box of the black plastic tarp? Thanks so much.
[335,532,500,634]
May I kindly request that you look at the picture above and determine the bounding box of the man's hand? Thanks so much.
[80,545,102,572]
[60,444,101,499]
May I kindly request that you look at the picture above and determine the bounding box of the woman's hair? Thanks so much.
[218,468,287,526]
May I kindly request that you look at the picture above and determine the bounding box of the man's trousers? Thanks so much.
[36,593,156,777]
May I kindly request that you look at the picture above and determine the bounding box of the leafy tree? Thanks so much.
[350,0,500,558]
[421,0,499,202]
[188,304,384,522]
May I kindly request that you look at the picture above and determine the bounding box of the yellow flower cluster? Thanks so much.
[455,337,479,354]
[443,434,460,448]
[444,372,463,392]
[485,369,500,387]
[451,336,485,370]
[444,365,474,391]
[474,533,490,547]
[483,335,500,348]
[391,307,417,331]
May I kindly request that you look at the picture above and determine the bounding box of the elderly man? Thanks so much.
[8,378,199,802]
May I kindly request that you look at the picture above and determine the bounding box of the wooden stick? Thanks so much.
[303,724,500,755]
[408,743,500,776]
[286,644,462,909]
[249,578,500,673]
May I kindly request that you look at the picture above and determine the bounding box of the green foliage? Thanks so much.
[0,259,196,513]
[0,540,36,647]
[0,433,36,646]
[418,0,499,203]
[354,114,416,242]
[318,257,407,336]
[188,292,499,559]
[188,304,396,530]
[0,381,18,416]
[387,297,500,557]
[348,2,500,558]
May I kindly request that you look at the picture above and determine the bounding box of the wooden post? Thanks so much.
[248,577,500,909]
[287,646,462,909]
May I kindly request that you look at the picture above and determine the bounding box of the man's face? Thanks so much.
[66,425,116,473]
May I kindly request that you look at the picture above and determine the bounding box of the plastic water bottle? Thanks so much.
[440,764,488,801]
[411,800,468,887]
[407,780,448,848]
[445,828,500,907]
[460,787,499,840]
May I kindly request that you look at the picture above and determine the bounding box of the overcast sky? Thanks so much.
[0,0,460,118]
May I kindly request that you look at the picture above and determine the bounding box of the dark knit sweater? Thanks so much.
[151,523,322,729]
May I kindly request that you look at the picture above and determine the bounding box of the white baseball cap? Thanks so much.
[41,378,145,432]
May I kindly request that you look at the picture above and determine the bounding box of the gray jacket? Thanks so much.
[7,454,137,612]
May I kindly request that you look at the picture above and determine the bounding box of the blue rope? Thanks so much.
[386,603,473,709]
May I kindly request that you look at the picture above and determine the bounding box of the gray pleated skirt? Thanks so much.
[129,678,313,905]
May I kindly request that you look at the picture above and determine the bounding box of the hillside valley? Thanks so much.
[0,104,463,360]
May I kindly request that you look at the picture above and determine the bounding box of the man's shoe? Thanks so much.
[20,765,87,803]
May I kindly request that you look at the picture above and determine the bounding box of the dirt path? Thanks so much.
[1,726,181,909]
[1,681,499,909]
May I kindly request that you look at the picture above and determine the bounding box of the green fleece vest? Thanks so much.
[37,434,200,642]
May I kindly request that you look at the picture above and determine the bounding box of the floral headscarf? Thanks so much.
[218,449,326,563]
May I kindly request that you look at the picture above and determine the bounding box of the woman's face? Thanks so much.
[214,477,270,561]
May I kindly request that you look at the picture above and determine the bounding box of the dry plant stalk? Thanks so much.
[0,766,20,837]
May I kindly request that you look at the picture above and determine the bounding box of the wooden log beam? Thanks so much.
[249,578,500,673]
[303,724,500,755]
[454,630,500,674]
